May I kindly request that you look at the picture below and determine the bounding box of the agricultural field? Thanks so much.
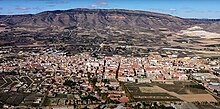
[124,81,217,102]
[125,83,182,102]
[155,81,207,94]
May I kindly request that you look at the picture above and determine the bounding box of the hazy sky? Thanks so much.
[0,0,220,18]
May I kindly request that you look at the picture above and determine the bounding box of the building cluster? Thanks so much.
[0,49,220,108]
[0,50,216,85]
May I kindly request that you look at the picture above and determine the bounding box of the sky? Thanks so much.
[0,0,220,19]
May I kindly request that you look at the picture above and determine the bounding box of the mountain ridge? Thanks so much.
[0,8,220,36]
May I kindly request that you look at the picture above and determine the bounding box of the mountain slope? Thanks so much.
[0,8,219,36]
[0,9,199,30]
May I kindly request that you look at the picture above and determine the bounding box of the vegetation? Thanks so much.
[102,79,109,84]
[197,69,210,73]
[81,95,99,101]
[100,93,108,100]
[213,72,220,76]
[120,82,135,101]
[90,78,97,86]
[63,80,76,87]
[187,84,206,89]
[106,97,120,104]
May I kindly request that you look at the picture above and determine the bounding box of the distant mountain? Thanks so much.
[0,8,219,35]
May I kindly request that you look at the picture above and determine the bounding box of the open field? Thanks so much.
[155,81,208,94]
[125,83,182,102]
[196,105,220,109]
[179,94,217,102]
[124,81,217,102]
[139,86,167,93]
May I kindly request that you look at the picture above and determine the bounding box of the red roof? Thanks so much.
[105,57,112,60]
[119,96,129,103]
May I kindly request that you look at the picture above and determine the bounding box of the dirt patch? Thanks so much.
[179,94,217,102]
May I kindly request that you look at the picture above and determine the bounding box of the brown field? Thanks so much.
[125,81,217,102]
[155,81,208,94]
[179,94,217,102]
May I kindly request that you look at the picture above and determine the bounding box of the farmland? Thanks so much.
[125,81,217,102]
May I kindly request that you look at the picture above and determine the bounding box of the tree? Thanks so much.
[102,79,109,84]
[106,97,120,104]
[100,93,108,100]
[87,72,91,79]
[90,78,97,86]
[63,80,76,87]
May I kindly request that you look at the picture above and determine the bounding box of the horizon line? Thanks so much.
[1,8,220,20]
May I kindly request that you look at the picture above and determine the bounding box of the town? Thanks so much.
[1,2,220,108]
[0,47,220,109]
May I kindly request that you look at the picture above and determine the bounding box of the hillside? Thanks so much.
[1,8,216,35]
[1,9,220,57]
